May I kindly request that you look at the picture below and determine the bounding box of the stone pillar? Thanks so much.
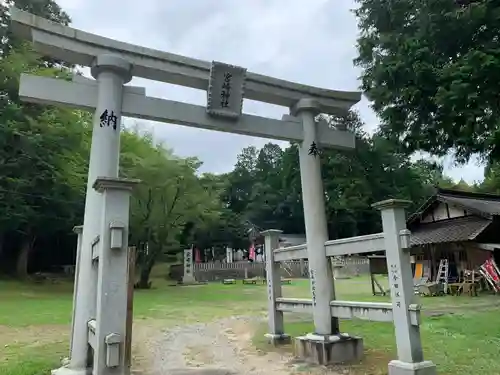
[226,247,233,263]
[69,225,83,360]
[292,99,363,365]
[92,177,138,375]
[373,199,437,375]
[293,99,336,335]
[262,229,290,345]
[182,248,196,284]
[62,55,132,375]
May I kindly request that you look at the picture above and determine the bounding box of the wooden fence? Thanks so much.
[188,257,370,281]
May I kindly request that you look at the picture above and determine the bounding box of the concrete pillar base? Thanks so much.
[264,333,291,346]
[294,333,363,365]
[388,360,437,375]
[333,267,351,279]
[51,366,89,375]
[181,276,197,284]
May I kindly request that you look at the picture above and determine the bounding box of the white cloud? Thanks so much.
[56,0,484,183]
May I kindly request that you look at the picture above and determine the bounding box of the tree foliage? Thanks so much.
[221,111,453,239]
[354,0,500,163]
[121,131,221,287]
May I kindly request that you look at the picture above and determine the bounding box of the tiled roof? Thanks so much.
[438,193,500,215]
[410,215,491,246]
[407,188,500,225]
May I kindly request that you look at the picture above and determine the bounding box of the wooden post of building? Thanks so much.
[125,246,136,373]
[299,259,306,277]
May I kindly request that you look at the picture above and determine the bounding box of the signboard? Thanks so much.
[207,61,246,119]
[184,248,193,277]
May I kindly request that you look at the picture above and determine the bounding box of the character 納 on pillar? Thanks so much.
[56,55,133,375]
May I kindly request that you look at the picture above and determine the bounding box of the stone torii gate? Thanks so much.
[11,7,361,375]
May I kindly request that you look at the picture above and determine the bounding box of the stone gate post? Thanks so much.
[69,225,83,361]
[66,54,133,375]
[373,199,437,375]
[293,98,337,335]
[92,177,138,375]
[262,229,290,345]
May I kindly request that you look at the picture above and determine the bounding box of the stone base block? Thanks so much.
[388,360,437,375]
[181,276,197,284]
[294,333,363,365]
[51,366,89,375]
[333,268,351,280]
[178,278,207,286]
[265,333,291,346]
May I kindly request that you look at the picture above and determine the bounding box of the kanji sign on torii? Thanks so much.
[10,7,361,375]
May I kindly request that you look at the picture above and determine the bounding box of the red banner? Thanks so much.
[249,244,255,260]
[484,259,499,283]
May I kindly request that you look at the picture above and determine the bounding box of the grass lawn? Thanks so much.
[1,272,500,375]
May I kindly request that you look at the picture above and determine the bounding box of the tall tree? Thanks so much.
[225,146,258,214]
[122,132,221,288]
[223,111,455,240]
[354,0,500,162]
[0,0,89,276]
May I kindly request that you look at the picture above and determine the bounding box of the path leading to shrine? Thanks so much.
[133,316,299,375]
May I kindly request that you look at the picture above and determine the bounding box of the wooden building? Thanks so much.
[407,188,500,281]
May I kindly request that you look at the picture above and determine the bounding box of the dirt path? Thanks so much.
[134,316,303,375]
[130,298,500,375]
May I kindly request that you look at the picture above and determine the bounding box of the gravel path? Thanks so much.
[138,316,297,375]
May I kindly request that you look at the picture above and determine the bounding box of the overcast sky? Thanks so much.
[56,0,485,184]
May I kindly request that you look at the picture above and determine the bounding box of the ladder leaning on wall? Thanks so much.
[436,259,450,293]
[281,262,293,277]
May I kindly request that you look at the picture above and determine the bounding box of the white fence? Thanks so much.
[192,257,369,280]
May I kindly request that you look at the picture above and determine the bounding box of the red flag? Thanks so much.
[484,259,499,283]
[249,243,255,260]
[194,248,201,263]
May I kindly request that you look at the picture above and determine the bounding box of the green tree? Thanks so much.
[122,131,221,288]
[0,1,90,276]
[224,111,454,240]
[354,0,500,162]
[225,146,259,214]
[191,173,250,253]
[476,161,500,193]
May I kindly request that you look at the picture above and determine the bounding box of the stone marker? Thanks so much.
[226,247,233,263]
[182,248,197,284]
